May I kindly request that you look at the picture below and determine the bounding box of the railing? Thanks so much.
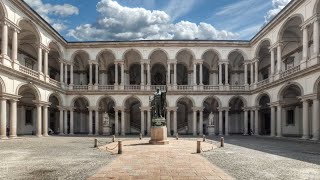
[280,66,301,79]
[98,85,115,91]
[230,85,245,91]
[257,78,270,88]
[176,85,193,91]
[203,85,219,91]
[73,85,88,91]
[150,85,166,91]
[124,85,141,91]
[19,66,39,78]
[49,78,60,87]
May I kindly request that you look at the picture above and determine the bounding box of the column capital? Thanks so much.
[242,107,250,111]
[166,106,178,111]
[114,106,125,111]
[87,106,99,111]
[192,107,204,112]
[0,93,21,101]
[168,59,177,64]
[139,106,151,111]
[33,100,51,107]
[193,59,204,64]
[270,101,284,107]
[140,59,150,64]
[218,107,230,111]
[299,94,317,101]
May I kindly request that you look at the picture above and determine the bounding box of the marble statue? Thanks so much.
[209,112,214,126]
[103,112,110,127]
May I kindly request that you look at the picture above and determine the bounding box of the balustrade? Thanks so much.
[280,66,301,79]
[19,66,39,78]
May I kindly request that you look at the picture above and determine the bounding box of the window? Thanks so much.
[26,109,33,125]
[287,110,294,125]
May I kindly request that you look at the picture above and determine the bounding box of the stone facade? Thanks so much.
[0,0,319,140]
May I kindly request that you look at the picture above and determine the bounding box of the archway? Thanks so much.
[151,63,166,85]
[73,51,90,85]
[202,50,220,85]
[48,94,60,134]
[177,64,188,85]
[129,64,141,85]
[176,49,194,85]
[256,40,271,81]
[258,94,271,135]
[203,97,220,135]
[97,50,116,85]
[228,51,245,85]
[124,97,141,134]
[98,97,116,134]
[176,97,193,135]
[229,97,245,134]
[73,97,89,134]
[48,42,61,81]
[124,49,142,85]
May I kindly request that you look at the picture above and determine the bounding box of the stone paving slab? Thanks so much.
[88,138,234,180]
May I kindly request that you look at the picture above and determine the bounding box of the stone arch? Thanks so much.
[71,50,90,63]
[96,49,116,61]
[47,92,63,106]
[0,0,7,18]
[255,92,272,106]
[277,14,304,42]
[201,49,222,60]
[148,48,169,60]
[277,82,304,101]
[17,18,42,43]
[228,95,248,107]
[48,40,64,58]
[175,96,195,107]
[122,95,142,107]
[202,95,222,108]
[96,95,117,107]
[122,48,143,60]
[227,49,248,61]
[16,83,41,101]
[254,38,272,58]
[313,76,320,94]
[175,48,196,60]
[314,0,320,14]
[0,76,6,93]
[70,96,90,107]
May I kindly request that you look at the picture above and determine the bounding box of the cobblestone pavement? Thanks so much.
[203,136,320,180]
[89,138,234,180]
[0,136,115,180]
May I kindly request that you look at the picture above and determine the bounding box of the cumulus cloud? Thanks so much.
[265,0,291,23]
[24,0,79,32]
[67,0,238,41]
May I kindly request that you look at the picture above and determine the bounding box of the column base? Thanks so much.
[88,133,93,136]
[300,60,307,70]
[36,134,43,137]
[301,136,309,140]
[311,138,319,141]
[59,133,64,136]
[276,135,282,138]
[69,84,74,90]
[69,133,74,136]
[121,133,125,136]
[1,54,12,67]
[12,60,20,70]
[43,134,49,137]
[9,135,17,139]
[0,135,8,140]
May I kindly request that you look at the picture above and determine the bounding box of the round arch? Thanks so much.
[314,0,320,14]
[148,48,169,60]
[17,18,42,43]
[277,82,304,101]
[70,96,90,107]
[48,40,64,58]
[71,50,90,63]
[122,95,142,107]
[96,95,117,107]
[0,76,6,93]
[122,48,143,60]
[228,95,248,107]
[313,76,320,94]
[277,14,304,42]
[254,39,272,58]
[16,83,41,101]
[202,95,222,107]
[201,49,222,60]
[175,96,195,107]
[255,92,272,106]
[227,49,248,61]
[175,48,196,59]
[47,92,63,106]
[96,49,116,60]
[0,0,7,18]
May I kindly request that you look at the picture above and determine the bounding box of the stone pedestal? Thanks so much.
[103,126,111,136]
[208,125,215,136]
[149,126,169,145]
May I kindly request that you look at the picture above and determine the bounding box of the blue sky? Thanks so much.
[24,0,291,41]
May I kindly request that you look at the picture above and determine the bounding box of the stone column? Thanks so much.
[167,109,171,135]
[64,109,68,134]
[11,29,18,62]
[173,63,177,86]
[95,110,99,135]
[270,48,275,76]
[36,104,42,137]
[250,110,254,132]
[1,22,8,60]
[199,110,203,135]
[121,109,125,136]
[255,108,259,135]
[313,20,319,57]
[89,63,93,85]
[42,105,48,136]
[219,110,223,135]
[44,50,48,77]
[276,104,282,137]
[114,63,118,85]
[88,109,93,135]
[219,63,223,85]
[271,106,276,137]
[70,64,74,85]
[302,100,309,139]
[225,109,229,135]
[64,64,68,85]
[302,27,308,62]
[277,44,282,73]
[140,63,145,86]
[255,60,259,83]
[147,63,151,86]
[167,63,171,85]
[250,63,254,85]
[312,99,319,140]
[38,47,43,74]
[140,110,145,135]
[70,109,74,135]
[121,62,125,86]
[115,109,119,135]
[225,63,229,85]
[0,99,7,139]
[193,110,197,136]
[147,109,151,135]
[173,109,177,135]
[60,62,64,83]
[244,63,248,85]
[59,108,64,135]
[95,64,99,85]
[9,100,18,138]
[244,110,248,135]
[193,63,197,85]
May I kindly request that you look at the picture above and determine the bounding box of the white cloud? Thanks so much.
[67,0,238,41]
[265,0,291,23]
[24,0,79,32]
[163,0,198,22]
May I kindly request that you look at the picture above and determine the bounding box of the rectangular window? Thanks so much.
[287,110,294,125]
[26,110,33,125]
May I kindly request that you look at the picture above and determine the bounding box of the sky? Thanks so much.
[23,0,292,42]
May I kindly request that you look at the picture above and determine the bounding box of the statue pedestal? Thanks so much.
[149,126,169,145]
[208,125,215,136]
[103,126,111,136]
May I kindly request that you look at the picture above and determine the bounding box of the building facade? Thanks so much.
[0,0,319,140]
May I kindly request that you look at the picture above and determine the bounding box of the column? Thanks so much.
[140,110,145,135]
[64,64,68,84]
[277,44,282,73]
[255,109,259,135]
[302,100,309,139]
[121,109,125,136]
[271,106,276,137]
[244,110,248,135]
[114,63,118,85]
[225,110,229,135]
[95,64,99,85]
[244,63,248,85]
[219,63,223,85]
[115,109,119,135]
[94,110,99,135]
[64,109,68,134]
[193,110,197,136]
[0,99,7,139]
[302,27,308,61]
[70,109,74,135]
[167,110,171,135]
[38,47,43,73]
[200,63,203,85]
[70,64,74,85]
[88,109,93,135]
[140,63,145,86]
[199,110,203,135]
[9,100,17,138]
[147,63,151,86]
[60,62,64,83]
[147,109,151,135]
[36,104,42,137]
[89,63,93,85]
[250,63,254,85]
[250,110,254,132]
[270,48,275,76]
[255,60,259,83]
[11,29,18,62]
[225,63,229,85]
[1,22,8,59]
[173,110,177,135]
[44,50,48,76]
[193,63,197,85]
[276,104,282,137]
[59,108,64,135]
[312,99,319,140]
[313,20,319,57]
[121,62,125,86]
[42,105,48,136]
[173,63,177,86]
[167,63,171,85]
[219,110,223,135]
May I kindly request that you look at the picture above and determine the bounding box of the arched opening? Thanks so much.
[279,16,304,70]
[124,50,142,85]
[17,20,40,71]
[129,64,141,85]
[258,94,271,135]
[228,51,245,85]
[48,94,60,134]
[73,51,90,85]
[17,85,39,136]
[124,97,141,134]
[98,97,116,135]
[151,63,166,85]
[97,50,116,85]
[176,50,193,85]
[280,84,303,137]
[202,50,220,85]
[257,40,271,81]
[203,97,220,135]
[48,42,61,81]
[229,97,245,134]
[176,97,193,135]
[73,97,89,134]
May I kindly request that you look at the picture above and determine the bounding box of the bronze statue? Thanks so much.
[151,88,166,119]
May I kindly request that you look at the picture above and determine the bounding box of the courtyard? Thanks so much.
[0,136,319,180]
